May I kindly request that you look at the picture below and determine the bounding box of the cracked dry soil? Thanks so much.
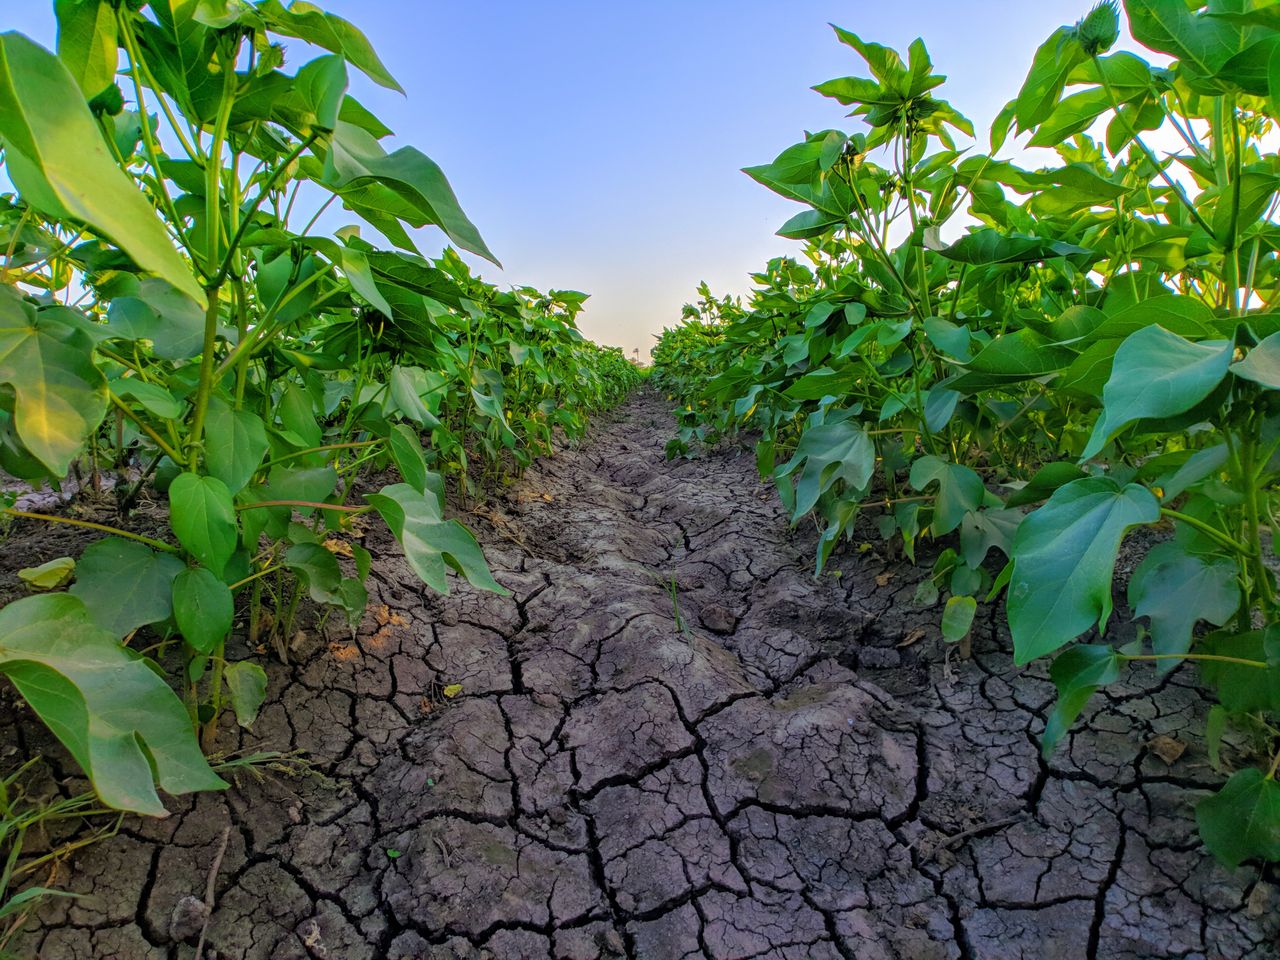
[10,390,1280,960]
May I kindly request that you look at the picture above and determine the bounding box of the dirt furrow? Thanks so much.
[12,391,1279,959]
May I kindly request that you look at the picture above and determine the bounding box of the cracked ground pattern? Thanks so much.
[9,390,1280,959]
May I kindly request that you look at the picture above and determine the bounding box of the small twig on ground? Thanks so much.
[193,826,231,959]
[917,814,1025,861]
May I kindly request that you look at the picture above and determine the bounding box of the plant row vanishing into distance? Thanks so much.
[651,0,1280,870]
[0,0,641,936]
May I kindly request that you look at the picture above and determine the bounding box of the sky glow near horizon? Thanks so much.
[6,1,1143,357]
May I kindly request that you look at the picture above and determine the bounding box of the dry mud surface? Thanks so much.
[12,391,1280,959]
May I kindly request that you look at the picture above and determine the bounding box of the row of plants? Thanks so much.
[0,0,638,865]
[652,0,1280,867]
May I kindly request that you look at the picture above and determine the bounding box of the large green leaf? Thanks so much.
[387,422,428,493]
[0,594,226,815]
[172,566,233,654]
[0,287,108,475]
[169,473,238,577]
[364,482,507,595]
[909,455,985,536]
[775,420,875,518]
[257,0,403,93]
[1081,326,1232,460]
[1008,477,1160,664]
[319,121,498,265]
[1014,25,1085,130]
[950,328,1077,392]
[104,279,205,360]
[204,398,269,495]
[1196,768,1280,869]
[1127,0,1247,80]
[1128,542,1239,665]
[54,0,117,98]
[68,537,184,639]
[0,32,203,304]
[935,229,1091,265]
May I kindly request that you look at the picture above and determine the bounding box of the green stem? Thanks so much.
[1160,507,1255,557]
[2,508,178,553]
[108,393,187,465]
[259,440,378,471]
[185,284,223,470]
[235,499,367,513]
[1123,652,1267,668]
[211,133,318,288]
[229,564,285,591]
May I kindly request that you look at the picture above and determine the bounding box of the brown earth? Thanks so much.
[7,390,1280,959]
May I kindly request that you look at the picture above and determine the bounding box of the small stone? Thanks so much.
[169,895,209,943]
[699,604,737,634]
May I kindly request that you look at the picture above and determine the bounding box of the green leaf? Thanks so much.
[105,279,206,360]
[1196,768,1280,869]
[1081,326,1233,460]
[1231,329,1280,388]
[936,229,1091,265]
[302,236,392,318]
[204,398,269,495]
[285,541,344,605]
[17,556,75,590]
[278,382,322,447]
[0,32,204,304]
[1090,294,1219,342]
[388,365,441,428]
[909,455,983,536]
[1042,644,1123,756]
[54,0,117,99]
[0,286,108,475]
[110,377,183,420]
[0,594,226,815]
[295,53,347,131]
[1014,25,1085,130]
[223,660,268,729]
[319,121,498,265]
[1128,542,1239,666]
[172,567,233,654]
[951,328,1077,392]
[1005,462,1087,508]
[1198,629,1280,713]
[169,474,238,577]
[941,595,977,643]
[775,420,875,518]
[69,537,184,639]
[387,422,428,493]
[1008,477,1160,664]
[257,0,403,93]
[1127,0,1246,80]
[923,316,972,360]
[364,482,507,595]
[0,886,84,921]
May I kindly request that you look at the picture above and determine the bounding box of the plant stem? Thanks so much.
[1123,653,1267,669]
[1,509,177,553]
[235,500,367,513]
[1159,507,1255,557]
[185,285,223,470]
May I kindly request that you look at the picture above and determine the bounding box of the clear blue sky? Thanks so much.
[8,2,1114,356]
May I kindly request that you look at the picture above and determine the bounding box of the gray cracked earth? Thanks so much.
[10,391,1280,959]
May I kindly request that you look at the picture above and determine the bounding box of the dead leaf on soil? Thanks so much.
[898,627,927,648]
[1148,735,1186,765]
